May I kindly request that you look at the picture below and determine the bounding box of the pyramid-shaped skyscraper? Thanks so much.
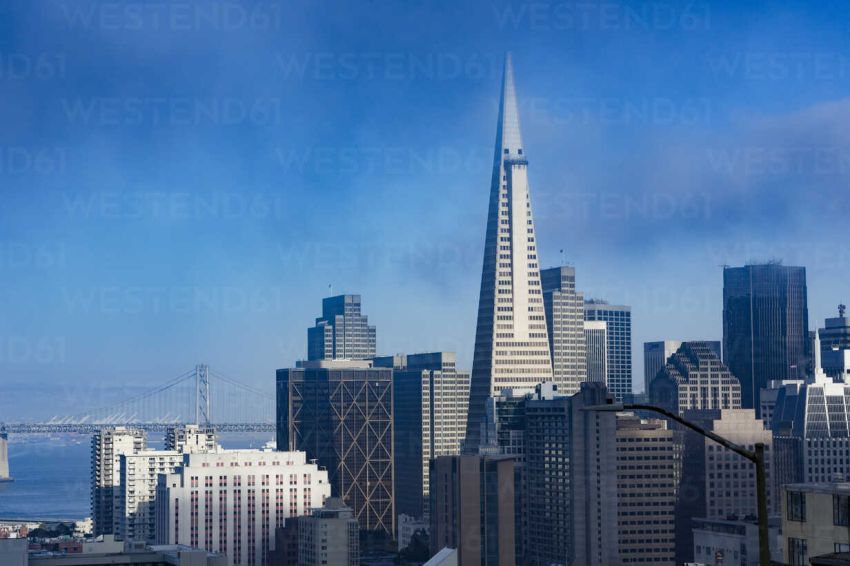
[465,54,554,450]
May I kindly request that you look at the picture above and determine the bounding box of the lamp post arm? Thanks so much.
[622,404,757,463]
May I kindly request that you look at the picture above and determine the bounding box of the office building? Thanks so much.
[277,361,394,537]
[267,518,301,566]
[478,388,529,458]
[820,305,850,381]
[781,483,850,566]
[307,294,376,361]
[465,54,554,451]
[522,382,617,566]
[674,409,773,564]
[644,341,682,395]
[429,454,517,566]
[644,340,720,395]
[298,497,359,566]
[541,266,586,395]
[649,341,742,415]
[771,332,850,489]
[91,427,146,536]
[723,263,809,413]
[760,379,805,430]
[584,321,607,385]
[615,414,679,565]
[691,516,781,566]
[374,352,469,521]
[156,449,330,566]
[584,299,632,401]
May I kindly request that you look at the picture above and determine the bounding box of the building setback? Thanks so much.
[373,352,469,521]
[584,300,632,402]
[723,263,809,414]
[307,294,376,361]
[276,361,394,538]
[649,341,742,415]
[156,449,330,566]
[465,54,554,451]
[541,266,587,396]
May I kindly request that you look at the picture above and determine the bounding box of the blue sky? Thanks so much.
[1,0,849,417]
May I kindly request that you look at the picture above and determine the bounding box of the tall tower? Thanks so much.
[465,54,553,451]
[723,263,808,414]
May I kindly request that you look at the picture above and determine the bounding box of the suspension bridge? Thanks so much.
[4,365,276,434]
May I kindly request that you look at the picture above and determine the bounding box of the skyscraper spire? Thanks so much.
[465,54,553,451]
[495,53,524,160]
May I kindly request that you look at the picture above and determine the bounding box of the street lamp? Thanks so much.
[584,401,771,566]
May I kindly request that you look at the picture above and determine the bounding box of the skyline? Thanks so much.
[2,0,850,409]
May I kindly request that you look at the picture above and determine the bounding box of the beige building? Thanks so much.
[298,497,359,566]
[704,409,775,518]
[781,483,850,566]
[616,414,679,565]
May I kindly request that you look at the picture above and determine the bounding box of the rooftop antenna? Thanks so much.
[840,304,846,318]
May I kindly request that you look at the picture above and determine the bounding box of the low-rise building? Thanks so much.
[691,516,781,566]
[781,483,850,566]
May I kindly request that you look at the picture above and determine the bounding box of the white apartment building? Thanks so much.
[116,425,218,543]
[156,449,331,566]
[91,427,146,536]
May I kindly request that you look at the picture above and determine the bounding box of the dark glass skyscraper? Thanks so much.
[722,263,809,413]
[276,362,394,537]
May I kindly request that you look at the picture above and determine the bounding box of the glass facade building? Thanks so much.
[723,263,809,414]
[307,294,376,361]
[584,300,632,402]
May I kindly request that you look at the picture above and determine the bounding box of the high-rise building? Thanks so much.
[644,340,721,394]
[0,425,10,481]
[649,341,742,415]
[723,263,809,414]
[465,54,554,451]
[674,409,774,564]
[584,300,632,401]
[522,382,618,566]
[297,497,359,566]
[644,341,682,395]
[819,305,850,381]
[165,424,217,453]
[478,388,528,458]
[584,321,607,385]
[307,294,376,361]
[541,266,586,395]
[156,449,331,566]
[117,425,218,543]
[771,332,850,487]
[91,427,146,536]
[276,361,394,537]
[615,414,679,566]
[373,352,469,521]
[429,454,518,566]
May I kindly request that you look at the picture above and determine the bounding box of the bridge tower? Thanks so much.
[195,364,211,426]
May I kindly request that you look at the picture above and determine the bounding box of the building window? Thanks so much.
[787,491,806,522]
[788,537,807,566]
[835,494,850,526]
